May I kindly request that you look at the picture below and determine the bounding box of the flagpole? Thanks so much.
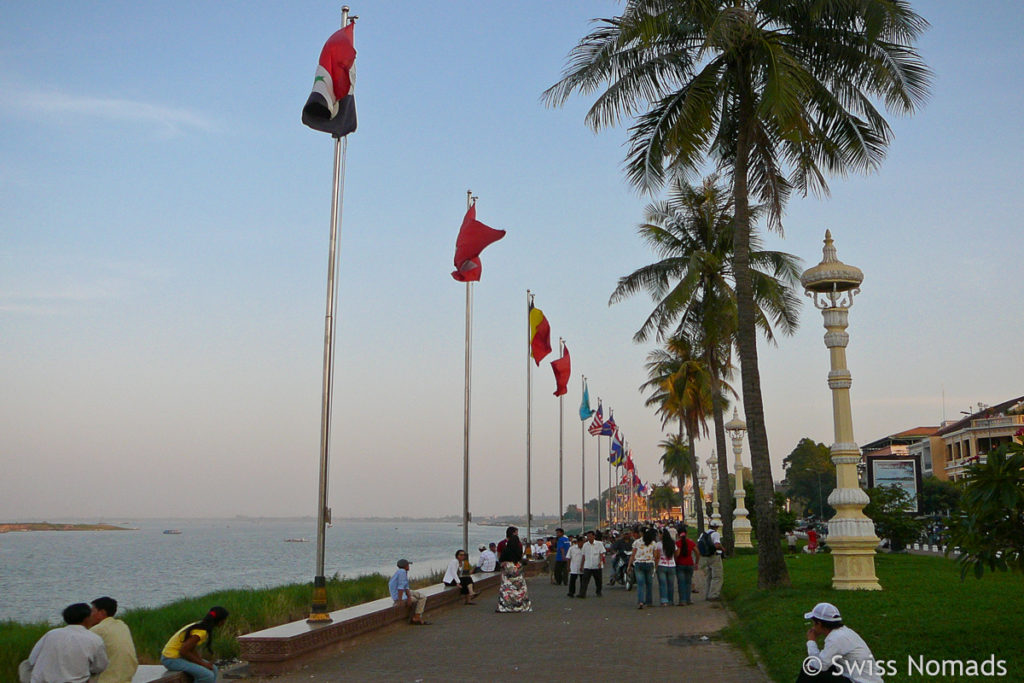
[526,289,533,543]
[580,376,586,533]
[309,5,354,625]
[461,190,476,556]
[557,338,564,531]
[596,414,602,529]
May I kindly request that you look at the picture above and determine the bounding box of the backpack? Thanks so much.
[697,531,716,557]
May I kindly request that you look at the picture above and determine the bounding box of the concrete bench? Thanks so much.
[239,573,502,675]
[131,665,187,683]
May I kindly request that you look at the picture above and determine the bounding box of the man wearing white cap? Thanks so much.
[799,602,883,682]
[696,521,725,600]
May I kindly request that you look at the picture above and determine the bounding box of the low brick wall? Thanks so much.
[239,573,503,675]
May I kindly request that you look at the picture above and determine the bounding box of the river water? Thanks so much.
[0,519,506,624]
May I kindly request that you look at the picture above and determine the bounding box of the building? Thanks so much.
[936,396,1024,481]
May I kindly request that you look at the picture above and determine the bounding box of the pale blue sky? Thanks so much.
[1,1,1021,519]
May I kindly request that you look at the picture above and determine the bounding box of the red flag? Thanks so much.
[550,344,571,396]
[625,452,635,472]
[451,205,506,282]
[302,23,358,137]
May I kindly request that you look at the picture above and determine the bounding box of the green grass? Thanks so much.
[2,573,394,682]
[721,552,1024,682]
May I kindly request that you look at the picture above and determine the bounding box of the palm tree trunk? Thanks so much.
[731,85,790,589]
[708,354,734,554]
[687,427,705,534]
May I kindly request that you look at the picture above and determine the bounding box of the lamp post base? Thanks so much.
[828,536,881,590]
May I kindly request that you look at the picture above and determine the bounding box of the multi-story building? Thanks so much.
[937,395,1024,481]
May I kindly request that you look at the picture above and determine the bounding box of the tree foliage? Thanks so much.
[946,439,1024,579]
[783,438,836,519]
[864,485,925,552]
[919,474,961,516]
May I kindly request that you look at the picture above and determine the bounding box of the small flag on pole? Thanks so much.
[588,402,604,436]
[451,205,506,282]
[579,379,594,420]
[625,451,635,472]
[302,23,358,137]
[610,430,624,465]
[529,301,552,365]
[551,344,571,397]
[600,410,616,437]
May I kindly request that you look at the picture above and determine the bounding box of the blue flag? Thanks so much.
[600,410,616,437]
[579,380,594,421]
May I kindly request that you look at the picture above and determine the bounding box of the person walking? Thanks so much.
[577,530,604,598]
[627,527,657,609]
[160,606,229,683]
[552,528,571,586]
[566,535,585,598]
[697,521,725,601]
[655,528,676,606]
[674,526,698,605]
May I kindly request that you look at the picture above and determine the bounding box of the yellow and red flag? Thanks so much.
[529,301,551,365]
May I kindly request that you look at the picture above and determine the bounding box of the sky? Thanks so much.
[1,1,1022,521]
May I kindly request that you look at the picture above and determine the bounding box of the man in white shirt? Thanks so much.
[475,544,497,572]
[23,603,107,683]
[577,530,605,598]
[90,596,138,683]
[800,602,884,683]
[697,521,725,600]
[566,535,586,597]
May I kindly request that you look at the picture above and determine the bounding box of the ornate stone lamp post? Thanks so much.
[801,230,881,590]
[706,453,721,525]
[725,409,752,548]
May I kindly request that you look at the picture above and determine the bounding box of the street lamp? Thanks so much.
[801,230,881,590]
[706,452,721,525]
[725,409,752,548]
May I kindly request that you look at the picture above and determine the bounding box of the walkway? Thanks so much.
[247,573,768,682]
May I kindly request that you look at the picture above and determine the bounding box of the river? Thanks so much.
[0,518,506,623]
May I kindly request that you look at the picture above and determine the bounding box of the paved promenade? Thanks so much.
[250,574,769,682]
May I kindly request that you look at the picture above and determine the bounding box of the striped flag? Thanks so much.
[302,23,357,137]
[600,410,616,437]
[588,402,604,436]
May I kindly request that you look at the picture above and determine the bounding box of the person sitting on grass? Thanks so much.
[799,602,883,683]
[389,558,429,625]
[160,606,229,683]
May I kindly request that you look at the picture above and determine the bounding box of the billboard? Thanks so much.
[866,454,922,515]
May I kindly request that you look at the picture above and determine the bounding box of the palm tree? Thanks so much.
[546,0,930,588]
[659,435,692,522]
[650,482,680,516]
[641,335,713,532]
[611,174,800,552]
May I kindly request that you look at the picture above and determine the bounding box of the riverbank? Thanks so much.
[0,571,443,683]
[0,522,137,533]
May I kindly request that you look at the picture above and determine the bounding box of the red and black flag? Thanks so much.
[302,23,357,137]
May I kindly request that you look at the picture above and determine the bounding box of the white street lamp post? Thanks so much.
[707,453,721,525]
[801,230,881,590]
[725,409,752,548]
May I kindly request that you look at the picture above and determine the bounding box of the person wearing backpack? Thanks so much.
[697,521,725,601]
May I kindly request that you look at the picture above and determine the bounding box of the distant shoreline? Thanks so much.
[0,522,137,533]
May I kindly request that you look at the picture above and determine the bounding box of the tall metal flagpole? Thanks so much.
[558,338,564,531]
[581,376,586,532]
[309,5,353,624]
[596,418,602,529]
[526,290,533,543]
[462,190,475,555]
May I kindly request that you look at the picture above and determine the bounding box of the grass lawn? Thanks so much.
[721,551,1024,682]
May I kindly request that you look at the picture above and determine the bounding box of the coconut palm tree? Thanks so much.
[641,335,715,532]
[611,174,801,553]
[546,0,930,588]
[659,435,692,523]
